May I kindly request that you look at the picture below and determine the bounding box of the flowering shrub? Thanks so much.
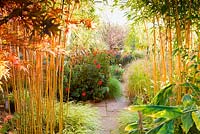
[0,114,18,134]
[63,49,112,102]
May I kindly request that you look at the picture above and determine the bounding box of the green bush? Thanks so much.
[55,102,101,134]
[127,60,152,103]
[63,49,111,102]
[132,50,145,59]
[116,110,138,134]
[110,65,124,81]
[107,77,122,99]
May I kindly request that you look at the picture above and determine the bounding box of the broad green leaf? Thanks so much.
[154,118,166,124]
[125,122,138,132]
[128,105,182,119]
[181,112,194,133]
[151,84,175,105]
[192,111,200,131]
[157,120,174,134]
[182,94,195,108]
[146,122,165,134]
[129,129,140,134]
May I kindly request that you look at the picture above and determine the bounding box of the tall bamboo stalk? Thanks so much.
[153,17,158,95]
[156,16,167,84]
[174,0,183,104]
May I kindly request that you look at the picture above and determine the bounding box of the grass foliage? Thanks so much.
[56,102,101,134]
[107,77,123,99]
[126,60,152,103]
[116,110,138,134]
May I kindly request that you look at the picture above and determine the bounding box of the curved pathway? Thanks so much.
[93,79,129,134]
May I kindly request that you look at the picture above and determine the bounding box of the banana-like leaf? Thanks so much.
[182,94,195,107]
[157,120,174,134]
[181,112,194,133]
[125,122,138,132]
[129,129,140,134]
[146,120,174,134]
[192,111,200,131]
[151,84,175,105]
[128,105,182,119]
[146,121,165,134]
[154,118,166,124]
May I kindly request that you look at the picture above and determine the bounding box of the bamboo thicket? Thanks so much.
[0,0,85,133]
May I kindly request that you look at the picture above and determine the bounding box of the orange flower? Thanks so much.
[93,60,97,64]
[93,51,97,56]
[4,115,13,122]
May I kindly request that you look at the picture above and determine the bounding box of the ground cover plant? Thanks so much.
[107,77,122,99]
[55,102,101,134]
[116,110,138,134]
[126,60,153,104]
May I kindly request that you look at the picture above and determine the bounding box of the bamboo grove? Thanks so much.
[0,0,95,133]
[117,0,200,103]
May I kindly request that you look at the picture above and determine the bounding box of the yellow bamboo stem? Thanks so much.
[156,16,167,84]
[153,17,158,95]
[175,0,183,104]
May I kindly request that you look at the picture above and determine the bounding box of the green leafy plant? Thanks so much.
[55,102,101,134]
[116,110,138,134]
[0,113,19,134]
[125,83,200,134]
[110,65,124,81]
[107,77,122,99]
[127,60,152,104]
[63,49,111,102]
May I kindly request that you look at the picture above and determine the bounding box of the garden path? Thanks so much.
[93,74,130,134]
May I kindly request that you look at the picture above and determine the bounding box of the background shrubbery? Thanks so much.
[62,49,112,102]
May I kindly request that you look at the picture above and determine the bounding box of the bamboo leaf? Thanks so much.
[181,112,194,133]
[192,111,200,131]
[180,83,200,94]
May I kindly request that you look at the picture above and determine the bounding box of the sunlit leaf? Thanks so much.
[151,84,175,105]
[129,129,140,134]
[128,105,182,119]
[182,94,195,108]
[181,112,194,133]
[125,122,138,132]
[192,111,200,131]
[146,121,165,134]
[157,120,174,134]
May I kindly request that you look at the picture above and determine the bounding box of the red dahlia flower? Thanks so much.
[82,91,86,97]
[96,64,101,69]
[98,80,103,86]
